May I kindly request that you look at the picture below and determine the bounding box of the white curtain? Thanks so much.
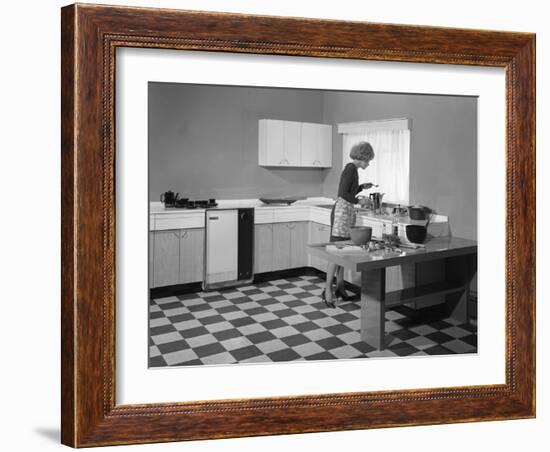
[342,126,410,205]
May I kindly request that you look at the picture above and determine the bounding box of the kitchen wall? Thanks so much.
[150,83,477,240]
[149,83,326,201]
[321,92,477,240]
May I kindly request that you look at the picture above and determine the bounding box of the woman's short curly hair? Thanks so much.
[349,141,374,162]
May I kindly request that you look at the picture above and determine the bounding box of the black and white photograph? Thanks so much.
[148,82,478,367]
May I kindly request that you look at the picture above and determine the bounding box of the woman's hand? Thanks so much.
[357,196,372,208]
[361,182,375,190]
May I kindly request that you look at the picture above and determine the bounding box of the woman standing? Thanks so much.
[323,141,375,308]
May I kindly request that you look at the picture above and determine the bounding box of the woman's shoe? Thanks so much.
[321,289,336,308]
[335,287,359,302]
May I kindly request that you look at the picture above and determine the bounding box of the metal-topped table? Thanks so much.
[308,236,477,350]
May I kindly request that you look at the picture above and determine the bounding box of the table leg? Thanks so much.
[360,268,386,349]
[445,253,477,324]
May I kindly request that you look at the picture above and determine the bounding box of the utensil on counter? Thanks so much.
[409,204,431,220]
[368,192,385,213]
[259,197,302,205]
[174,198,189,208]
[160,190,179,207]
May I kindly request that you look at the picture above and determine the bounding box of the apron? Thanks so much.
[330,197,357,238]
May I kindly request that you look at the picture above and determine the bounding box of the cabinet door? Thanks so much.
[283,121,301,165]
[152,230,180,288]
[259,119,284,165]
[300,122,318,166]
[289,222,308,268]
[272,223,291,271]
[254,223,273,274]
[179,228,205,284]
[308,222,320,270]
[317,224,331,272]
[149,231,154,288]
[318,124,333,167]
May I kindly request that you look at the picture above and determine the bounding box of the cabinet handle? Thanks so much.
[313,159,320,165]
[173,232,180,238]
[181,231,188,239]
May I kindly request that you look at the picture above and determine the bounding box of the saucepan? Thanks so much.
[408,204,431,220]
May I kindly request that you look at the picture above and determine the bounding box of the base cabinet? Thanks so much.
[255,222,309,273]
[150,228,205,288]
[151,230,180,288]
[289,222,308,268]
[272,223,292,271]
[179,228,205,284]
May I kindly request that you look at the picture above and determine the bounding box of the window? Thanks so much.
[338,119,410,205]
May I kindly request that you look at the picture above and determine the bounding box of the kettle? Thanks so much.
[160,190,179,206]
[368,192,385,211]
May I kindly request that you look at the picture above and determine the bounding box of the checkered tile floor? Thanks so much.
[149,275,477,367]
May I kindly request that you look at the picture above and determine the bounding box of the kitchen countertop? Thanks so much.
[149,197,449,231]
[149,197,334,214]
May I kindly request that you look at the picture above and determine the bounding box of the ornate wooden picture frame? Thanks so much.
[61,3,535,447]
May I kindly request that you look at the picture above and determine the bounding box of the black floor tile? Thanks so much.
[316,336,347,350]
[325,324,353,336]
[194,342,226,358]
[217,304,241,314]
[303,310,328,320]
[149,356,167,367]
[157,339,190,354]
[391,328,420,341]
[305,351,337,361]
[166,312,195,323]
[248,331,277,344]
[281,334,310,347]
[230,345,263,361]
[332,312,357,323]
[423,345,454,355]
[261,319,288,330]
[229,317,257,328]
[293,321,321,333]
[388,342,420,356]
[267,348,302,362]
[179,325,209,339]
[425,331,455,345]
[149,324,176,336]
[213,328,242,341]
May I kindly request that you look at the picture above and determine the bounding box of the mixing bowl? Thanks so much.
[350,226,372,245]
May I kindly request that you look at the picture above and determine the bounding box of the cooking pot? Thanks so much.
[405,225,427,244]
[409,205,430,220]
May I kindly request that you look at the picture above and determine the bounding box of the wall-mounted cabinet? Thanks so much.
[258,119,332,168]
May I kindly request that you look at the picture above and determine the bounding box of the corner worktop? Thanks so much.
[149,198,334,230]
